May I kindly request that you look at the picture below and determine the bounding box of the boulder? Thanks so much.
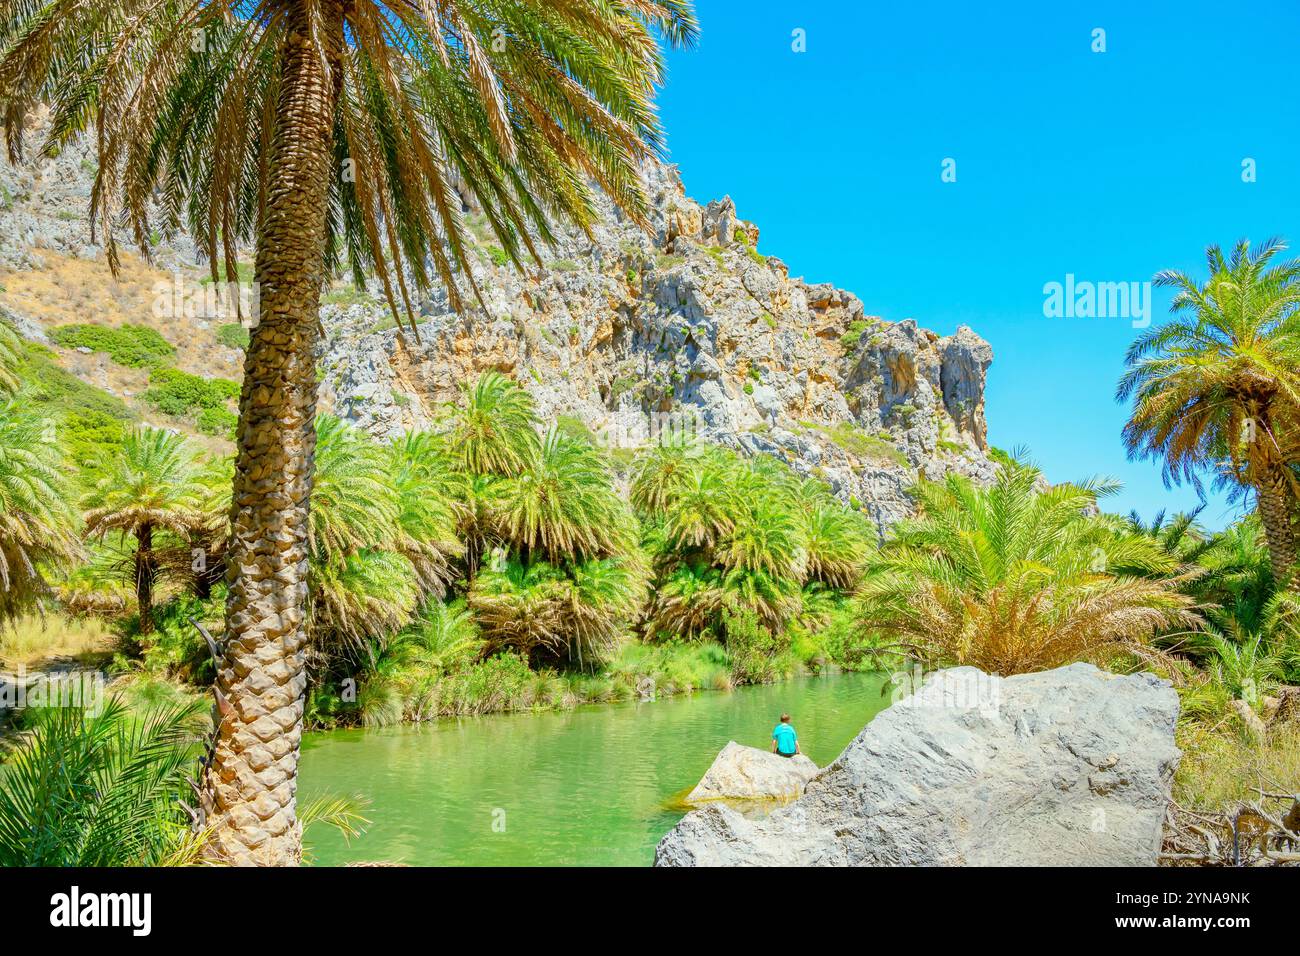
[655,663,1181,867]
[684,741,819,805]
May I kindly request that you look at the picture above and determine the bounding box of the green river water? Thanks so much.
[299,670,891,866]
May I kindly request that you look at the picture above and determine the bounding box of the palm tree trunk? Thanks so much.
[200,0,343,866]
[1256,463,1297,589]
[135,522,154,635]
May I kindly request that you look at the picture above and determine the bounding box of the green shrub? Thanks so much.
[199,262,254,285]
[437,652,535,715]
[840,320,870,351]
[196,406,238,438]
[321,284,374,307]
[723,609,793,685]
[144,367,239,417]
[16,343,135,477]
[50,323,175,368]
[555,413,598,445]
[215,323,250,350]
[801,421,908,467]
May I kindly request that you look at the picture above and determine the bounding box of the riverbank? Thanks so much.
[306,631,874,730]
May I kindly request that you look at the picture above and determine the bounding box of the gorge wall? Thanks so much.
[0,111,996,534]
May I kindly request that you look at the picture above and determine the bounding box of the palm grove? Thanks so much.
[0,0,1293,866]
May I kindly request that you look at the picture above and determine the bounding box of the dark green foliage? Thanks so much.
[196,406,237,438]
[50,323,175,368]
[722,608,793,685]
[15,342,135,475]
[214,323,250,350]
[0,697,206,866]
[139,593,225,684]
[143,367,239,417]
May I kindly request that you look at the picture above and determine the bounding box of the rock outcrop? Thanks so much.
[655,663,1181,867]
[0,111,999,534]
[313,160,998,535]
[684,741,819,805]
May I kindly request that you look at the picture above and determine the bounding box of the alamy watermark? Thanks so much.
[889,663,1001,717]
[152,272,259,324]
[1,665,105,716]
[1042,274,1151,328]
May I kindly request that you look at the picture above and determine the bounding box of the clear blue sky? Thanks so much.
[655,0,1300,529]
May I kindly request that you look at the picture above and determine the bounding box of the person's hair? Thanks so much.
[780,713,790,723]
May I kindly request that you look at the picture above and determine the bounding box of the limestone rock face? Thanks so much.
[684,741,819,805]
[0,113,999,535]
[655,663,1181,867]
[311,161,1000,536]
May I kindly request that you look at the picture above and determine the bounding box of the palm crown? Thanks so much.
[857,462,1198,674]
[0,0,698,327]
[1119,238,1300,583]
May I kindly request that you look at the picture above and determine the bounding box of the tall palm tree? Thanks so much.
[0,401,83,624]
[0,0,696,864]
[1118,238,1300,587]
[82,428,205,636]
[857,462,1200,674]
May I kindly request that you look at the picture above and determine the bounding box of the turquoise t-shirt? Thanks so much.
[772,723,797,755]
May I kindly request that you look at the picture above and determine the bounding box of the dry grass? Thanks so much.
[0,251,243,377]
[1175,721,1300,813]
[0,614,116,668]
[0,250,239,453]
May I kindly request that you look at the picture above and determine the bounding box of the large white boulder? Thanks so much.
[685,741,819,805]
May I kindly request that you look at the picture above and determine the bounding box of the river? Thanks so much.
[299,670,892,866]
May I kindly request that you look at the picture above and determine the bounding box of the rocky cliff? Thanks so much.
[0,111,996,534]
[315,161,997,533]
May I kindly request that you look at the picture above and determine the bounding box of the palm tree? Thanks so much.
[0,0,697,863]
[658,454,736,552]
[0,322,21,396]
[636,447,822,637]
[0,697,209,866]
[82,428,205,636]
[629,435,700,513]
[0,401,83,624]
[1118,238,1300,587]
[497,428,635,561]
[645,562,724,639]
[309,416,426,645]
[469,554,645,667]
[802,503,874,588]
[153,455,236,601]
[448,373,541,478]
[857,462,1200,674]
[469,558,568,657]
[386,434,462,600]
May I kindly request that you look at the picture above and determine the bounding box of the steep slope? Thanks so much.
[319,160,996,533]
[0,113,995,534]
